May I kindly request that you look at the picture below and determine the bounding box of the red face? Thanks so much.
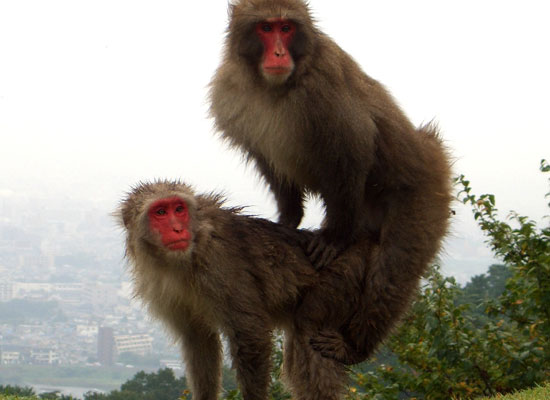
[256,19,296,81]
[148,197,192,251]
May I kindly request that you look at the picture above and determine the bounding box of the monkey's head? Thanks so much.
[117,181,198,262]
[228,0,315,86]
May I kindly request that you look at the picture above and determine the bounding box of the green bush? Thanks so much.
[350,160,550,399]
[0,386,35,397]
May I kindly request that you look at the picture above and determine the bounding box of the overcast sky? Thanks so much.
[1,0,549,282]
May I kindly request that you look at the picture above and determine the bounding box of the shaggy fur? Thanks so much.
[209,0,453,363]
[117,181,348,400]
[118,173,452,398]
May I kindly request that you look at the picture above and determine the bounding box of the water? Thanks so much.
[28,383,105,399]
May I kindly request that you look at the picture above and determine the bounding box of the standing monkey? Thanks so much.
[209,0,453,364]
[209,0,452,269]
[116,181,349,400]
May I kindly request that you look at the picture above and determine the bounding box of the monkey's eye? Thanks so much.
[281,24,292,33]
[175,205,185,213]
[261,23,272,32]
[156,209,167,216]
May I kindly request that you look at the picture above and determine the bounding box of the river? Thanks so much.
[27,383,106,399]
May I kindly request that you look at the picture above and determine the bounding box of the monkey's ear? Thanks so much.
[227,0,239,18]
[121,211,131,229]
[112,206,132,229]
[228,0,241,7]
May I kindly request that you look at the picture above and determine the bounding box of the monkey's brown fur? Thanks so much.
[300,126,451,364]
[209,0,453,362]
[117,181,352,400]
[209,0,452,261]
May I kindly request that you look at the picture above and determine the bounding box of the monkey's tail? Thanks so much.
[348,124,453,360]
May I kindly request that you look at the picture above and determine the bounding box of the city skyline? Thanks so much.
[1,1,549,284]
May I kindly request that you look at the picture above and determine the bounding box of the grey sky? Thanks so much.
[1,0,549,282]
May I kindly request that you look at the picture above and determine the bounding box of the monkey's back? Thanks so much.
[121,184,319,340]
[190,197,318,322]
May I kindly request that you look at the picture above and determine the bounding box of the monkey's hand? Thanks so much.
[309,330,366,365]
[306,234,341,269]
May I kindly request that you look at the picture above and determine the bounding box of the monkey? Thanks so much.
[116,180,353,400]
[208,0,453,270]
[208,0,453,363]
[117,178,449,395]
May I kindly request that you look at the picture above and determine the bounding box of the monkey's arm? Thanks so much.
[223,303,275,400]
[177,318,223,400]
[252,152,305,228]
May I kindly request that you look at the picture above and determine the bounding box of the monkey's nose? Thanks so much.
[172,222,184,232]
[275,41,286,57]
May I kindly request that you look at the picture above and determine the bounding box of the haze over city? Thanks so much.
[2,0,549,283]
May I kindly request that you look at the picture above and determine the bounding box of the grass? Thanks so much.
[0,397,37,400]
[1,383,549,400]
[477,383,550,399]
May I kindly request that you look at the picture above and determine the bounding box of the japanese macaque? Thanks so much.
[117,181,350,400]
[209,0,453,271]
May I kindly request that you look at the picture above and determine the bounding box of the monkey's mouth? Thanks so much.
[264,66,292,75]
[166,239,190,251]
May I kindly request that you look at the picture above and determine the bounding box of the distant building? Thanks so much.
[84,283,119,312]
[160,359,183,371]
[1,350,21,365]
[114,334,153,357]
[13,282,53,300]
[52,283,84,305]
[30,348,59,365]
[97,326,115,366]
[0,282,13,302]
[77,324,98,337]
[0,345,30,364]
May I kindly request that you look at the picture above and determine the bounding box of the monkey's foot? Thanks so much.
[310,330,365,365]
[306,235,340,269]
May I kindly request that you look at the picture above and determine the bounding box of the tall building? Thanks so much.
[97,327,114,366]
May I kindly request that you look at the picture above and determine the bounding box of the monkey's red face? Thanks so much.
[148,197,192,251]
[256,19,296,83]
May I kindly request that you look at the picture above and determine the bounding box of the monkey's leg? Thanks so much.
[252,152,304,228]
[283,328,348,400]
[276,180,305,228]
[297,239,375,365]
[307,175,366,269]
[179,321,222,400]
[227,326,273,400]
[311,154,450,364]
